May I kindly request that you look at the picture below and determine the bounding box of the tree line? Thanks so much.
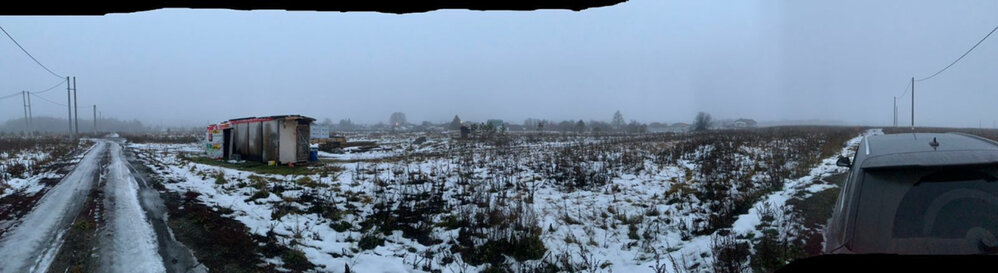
[316,110,720,133]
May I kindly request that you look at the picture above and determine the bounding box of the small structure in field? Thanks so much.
[669,122,691,132]
[459,125,471,139]
[204,115,315,164]
[733,118,758,128]
[486,119,505,131]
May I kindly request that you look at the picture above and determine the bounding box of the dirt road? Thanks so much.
[0,139,205,273]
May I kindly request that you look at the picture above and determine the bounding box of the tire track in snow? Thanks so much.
[0,141,105,273]
[100,141,167,273]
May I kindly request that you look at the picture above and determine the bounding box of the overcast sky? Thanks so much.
[1,0,997,128]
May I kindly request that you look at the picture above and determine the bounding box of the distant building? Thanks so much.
[204,115,315,164]
[733,118,758,128]
[669,122,691,132]
[311,124,331,139]
[459,125,471,139]
[486,119,505,131]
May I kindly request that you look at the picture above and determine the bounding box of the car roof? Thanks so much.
[858,133,998,169]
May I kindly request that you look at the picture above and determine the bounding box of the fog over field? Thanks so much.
[2,0,997,128]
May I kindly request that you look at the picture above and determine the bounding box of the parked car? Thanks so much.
[824,132,998,255]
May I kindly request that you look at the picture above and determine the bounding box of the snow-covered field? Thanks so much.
[129,127,874,273]
[0,138,91,200]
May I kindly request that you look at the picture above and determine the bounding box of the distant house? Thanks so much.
[311,124,331,139]
[669,122,691,133]
[486,119,505,131]
[733,118,758,128]
[647,122,670,133]
[647,126,671,133]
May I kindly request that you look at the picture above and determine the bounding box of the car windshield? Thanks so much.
[2,1,998,273]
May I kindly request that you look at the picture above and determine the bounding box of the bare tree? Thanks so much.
[449,115,462,130]
[389,112,407,127]
[612,110,625,131]
[693,112,713,132]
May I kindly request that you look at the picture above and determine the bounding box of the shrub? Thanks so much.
[213,173,227,185]
[247,190,271,201]
[358,232,384,250]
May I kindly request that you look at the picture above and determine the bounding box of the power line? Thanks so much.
[916,24,998,82]
[0,79,66,101]
[898,80,912,98]
[32,78,67,94]
[0,24,63,79]
[30,92,67,107]
[0,91,20,100]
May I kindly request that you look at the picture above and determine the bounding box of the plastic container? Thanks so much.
[309,147,319,162]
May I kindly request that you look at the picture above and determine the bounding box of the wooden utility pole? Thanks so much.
[22,91,29,134]
[93,105,97,134]
[26,91,32,134]
[67,76,73,138]
[73,77,78,135]
[911,77,915,132]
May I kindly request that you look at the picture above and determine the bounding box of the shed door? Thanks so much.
[296,123,309,162]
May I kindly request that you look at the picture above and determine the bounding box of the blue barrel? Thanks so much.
[309,149,319,162]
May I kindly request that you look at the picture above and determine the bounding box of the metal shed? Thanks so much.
[204,115,315,164]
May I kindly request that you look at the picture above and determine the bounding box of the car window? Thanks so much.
[855,165,998,254]
[892,166,998,239]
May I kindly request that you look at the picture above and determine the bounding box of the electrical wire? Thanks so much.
[31,78,67,94]
[0,91,21,100]
[0,79,66,101]
[898,80,912,98]
[916,24,998,82]
[29,91,67,107]
[0,25,64,79]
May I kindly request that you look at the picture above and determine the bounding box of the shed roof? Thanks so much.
[226,115,315,124]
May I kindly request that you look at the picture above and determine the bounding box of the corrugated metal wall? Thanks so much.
[233,122,249,158]
[245,122,262,161]
[262,120,280,162]
[227,117,312,164]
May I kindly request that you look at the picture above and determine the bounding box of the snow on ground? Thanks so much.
[318,150,397,161]
[729,128,882,236]
[129,128,878,273]
[0,173,61,200]
[0,149,73,200]
[0,142,105,273]
[101,142,166,273]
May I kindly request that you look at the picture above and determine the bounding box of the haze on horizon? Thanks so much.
[1,0,997,129]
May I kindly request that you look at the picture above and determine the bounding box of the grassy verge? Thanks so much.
[789,173,846,256]
[749,173,847,273]
[164,190,316,272]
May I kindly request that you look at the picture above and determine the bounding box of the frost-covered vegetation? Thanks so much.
[0,137,86,198]
[130,126,872,273]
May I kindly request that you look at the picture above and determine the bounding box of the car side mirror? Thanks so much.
[836,156,852,167]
